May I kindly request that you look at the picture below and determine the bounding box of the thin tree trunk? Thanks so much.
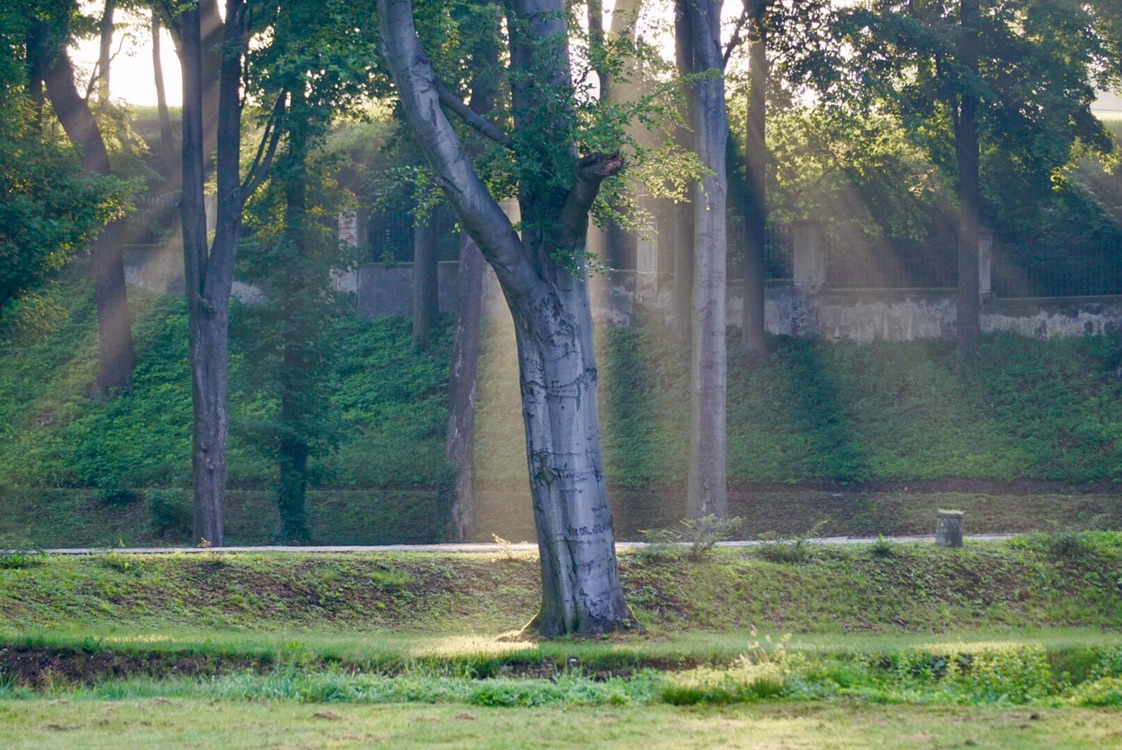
[686,0,729,520]
[443,4,501,540]
[444,235,484,540]
[741,13,767,364]
[179,0,249,547]
[200,0,224,164]
[96,0,115,104]
[673,0,695,343]
[412,211,439,352]
[955,0,981,364]
[152,12,176,176]
[42,44,135,396]
[275,122,312,545]
[25,22,48,121]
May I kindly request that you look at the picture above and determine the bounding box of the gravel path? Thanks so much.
[38,534,1017,555]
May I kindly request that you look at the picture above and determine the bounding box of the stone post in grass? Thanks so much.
[936,510,964,548]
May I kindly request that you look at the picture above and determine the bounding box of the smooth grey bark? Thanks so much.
[685,0,729,520]
[955,0,981,363]
[379,0,634,636]
[178,0,250,547]
[42,43,135,396]
[740,11,767,364]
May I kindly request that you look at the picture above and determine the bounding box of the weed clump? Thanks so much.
[0,549,45,569]
[638,515,744,562]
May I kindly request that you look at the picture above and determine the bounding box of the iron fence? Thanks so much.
[826,234,957,290]
[992,238,1122,298]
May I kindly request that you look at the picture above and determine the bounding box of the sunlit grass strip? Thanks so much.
[1,639,1120,708]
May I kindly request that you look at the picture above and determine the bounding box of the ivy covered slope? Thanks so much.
[0,277,453,545]
[476,320,1122,488]
[4,274,1122,545]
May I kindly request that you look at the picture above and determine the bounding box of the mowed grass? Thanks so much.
[1,700,1120,749]
[2,539,1122,747]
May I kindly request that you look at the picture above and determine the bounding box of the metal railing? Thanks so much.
[993,238,1122,298]
[826,235,957,290]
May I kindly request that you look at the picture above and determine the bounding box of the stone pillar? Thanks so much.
[979,231,992,298]
[935,510,964,548]
[792,220,827,288]
[204,194,217,235]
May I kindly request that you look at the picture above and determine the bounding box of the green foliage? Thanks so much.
[755,520,828,564]
[639,516,744,562]
[0,549,44,569]
[816,0,1122,249]
[871,535,894,559]
[146,489,192,539]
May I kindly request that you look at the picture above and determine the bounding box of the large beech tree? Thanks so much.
[378,0,635,636]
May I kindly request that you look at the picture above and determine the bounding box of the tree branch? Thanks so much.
[241,95,286,196]
[437,82,511,147]
[559,152,625,240]
[723,6,752,69]
[377,0,537,299]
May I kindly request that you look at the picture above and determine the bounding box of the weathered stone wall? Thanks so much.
[122,248,1122,341]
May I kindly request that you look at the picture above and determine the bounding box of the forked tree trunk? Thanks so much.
[379,0,635,636]
[179,0,248,546]
[955,0,981,364]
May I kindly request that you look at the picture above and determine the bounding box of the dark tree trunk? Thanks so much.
[42,44,135,396]
[152,12,177,176]
[444,235,484,540]
[96,0,115,103]
[686,0,729,520]
[412,212,439,352]
[380,0,635,636]
[673,0,695,343]
[955,0,981,364]
[179,0,248,547]
[25,22,48,121]
[200,0,224,164]
[443,3,500,540]
[741,13,768,364]
[274,122,312,545]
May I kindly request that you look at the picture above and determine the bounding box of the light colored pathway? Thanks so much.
[38,535,1017,555]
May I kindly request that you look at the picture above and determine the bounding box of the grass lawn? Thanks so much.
[2,538,1122,747]
[1,700,1120,749]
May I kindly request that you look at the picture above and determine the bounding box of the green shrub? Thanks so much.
[146,488,192,538]
[1067,676,1122,706]
[0,549,45,569]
